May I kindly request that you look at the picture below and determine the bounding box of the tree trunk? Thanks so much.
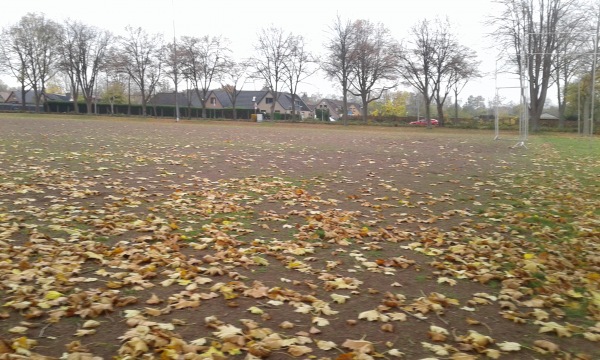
[342,83,349,126]
[361,95,368,122]
[270,91,277,121]
[556,57,565,129]
[291,95,296,122]
[436,101,445,126]
[33,88,41,113]
[86,98,93,114]
[558,83,566,129]
[71,80,79,114]
[583,95,590,135]
[529,99,543,132]
[454,90,459,125]
[140,86,147,116]
[20,85,27,111]
[127,79,131,116]
[174,84,179,122]
[424,97,433,128]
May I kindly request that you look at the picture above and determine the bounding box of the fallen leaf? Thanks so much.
[533,340,560,353]
[288,345,312,357]
[342,339,374,354]
[82,320,101,329]
[279,321,295,329]
[316,340,336,350]
[248,306,264,315]
[497,341,521,351]
[74,329,96,337]
[8,326,28,334]
[214,324,243,339]
[331,294,350,304]
[388,349,405,357]
[312,317,330,327]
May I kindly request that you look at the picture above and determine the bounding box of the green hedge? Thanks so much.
[43,101,257,120]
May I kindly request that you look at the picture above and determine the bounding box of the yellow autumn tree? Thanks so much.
[45,81,64,94]
[371,91,410,117]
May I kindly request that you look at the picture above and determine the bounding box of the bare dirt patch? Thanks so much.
[0,115,598,359]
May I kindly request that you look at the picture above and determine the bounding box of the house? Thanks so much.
[539,113,559,120]
[301,93,317,115]
[207,89,311,119]
[152,89,312,120]
[207,89,265,110]
[314,99,361,120]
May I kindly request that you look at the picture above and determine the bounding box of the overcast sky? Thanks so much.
[0,0,525,104]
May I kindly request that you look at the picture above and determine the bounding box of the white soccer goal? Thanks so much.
[493,59,528,148]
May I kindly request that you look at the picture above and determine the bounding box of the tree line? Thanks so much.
[1,0,598,131]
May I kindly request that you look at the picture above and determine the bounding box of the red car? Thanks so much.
[409,118,439,126]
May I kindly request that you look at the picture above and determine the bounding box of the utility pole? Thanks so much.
[589,7,599,136]
[172,0,180,122]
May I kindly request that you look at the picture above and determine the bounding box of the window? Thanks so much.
[266,97,273,104]
[210,97,217,105]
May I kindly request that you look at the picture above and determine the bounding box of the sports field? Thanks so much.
[0,114,598,359]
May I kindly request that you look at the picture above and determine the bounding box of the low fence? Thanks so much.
[0,103,42,112]
[5,101,257,120]
[0,102,586,131]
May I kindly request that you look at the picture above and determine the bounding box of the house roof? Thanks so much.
[3,90,71,103]
[12,91,36,104]
[45,93,71,102]
[320,98,361,109]
[276,92,310,112]
[0,92,10,102]
[540,113,559,120]
[149,91,203,107]
[150,89,311,112]
[210,89,267,109]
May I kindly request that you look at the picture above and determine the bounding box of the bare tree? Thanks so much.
[0,26,29,110]
[552,9,589,128]
[489,0,582,131]
[399,18,480,127]
[427,19,481,125]
[102,71,128,114]
[251,26,293,120]
[59,20,112,114]
[114,26,164,116]
[348,20,400,121]
[179,35,230,118]
[581,2,600,134]
[451,63,481,122]
[164,39,185,121]
[398,19,438,127]
[56,20,80,113]
[283,35,316,121]
[0,13,61,112]
[220,60,249,120]
[322,15,357,125]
